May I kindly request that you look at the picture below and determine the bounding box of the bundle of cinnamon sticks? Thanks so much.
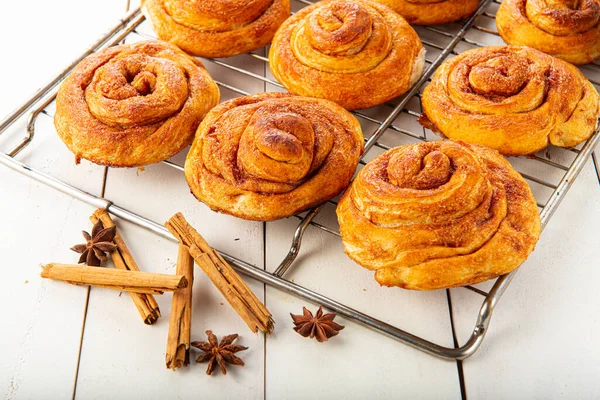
[165,213,274,335]
[40,209,273,371]
[163,213,274,369]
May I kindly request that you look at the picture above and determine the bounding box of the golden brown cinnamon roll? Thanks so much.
[268,0,425,110]
[336,141,541,290]
[374,0,480,25]
[142,0,290,58]
[185,93,364,221]
[420,46,599,156]
[496,0,600,65]
[55,41,219,167]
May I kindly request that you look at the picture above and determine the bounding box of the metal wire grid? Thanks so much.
[0,0,598,360]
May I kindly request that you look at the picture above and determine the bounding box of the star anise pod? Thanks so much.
[70,220,117,266]
[290,306,345,342]
[192,330,248,376]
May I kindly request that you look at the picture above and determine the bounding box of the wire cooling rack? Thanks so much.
[1,0,599,360]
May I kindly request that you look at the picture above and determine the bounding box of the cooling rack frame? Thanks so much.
[1,0,599,360]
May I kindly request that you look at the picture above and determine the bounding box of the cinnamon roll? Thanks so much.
[55,41,220,167]
[420,46,600,156]
[496,0,600,65]
[374,0,480,25]
[142,0,291,58]
[185,93,364,221]
[268,0,425,110]
[336,141,541,290]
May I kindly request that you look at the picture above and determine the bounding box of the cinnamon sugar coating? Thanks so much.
[142,0,290,58]
[55,41,219,167]
[496,0,600,65]
[337,141,541,290]
[420,46,599,156]
[185,93,364,221]
[268,0,425,110]
[374,0,479,25]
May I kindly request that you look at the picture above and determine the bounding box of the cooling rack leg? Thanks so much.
[273,206,321,277]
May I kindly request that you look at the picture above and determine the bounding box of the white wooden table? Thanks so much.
[1,1,599,399]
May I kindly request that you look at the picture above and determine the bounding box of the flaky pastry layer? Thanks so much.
[420,46,599,156]
[337,141,541,290]
[374,0,480,25]
[55,41,219,167]
[496,0,600,65]
[185,93,364,221]
[269,0,424,110]
[142,0,290,58]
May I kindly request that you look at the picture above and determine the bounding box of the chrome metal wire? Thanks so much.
[0,0,598,360]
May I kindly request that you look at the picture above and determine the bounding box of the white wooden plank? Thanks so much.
[0,1,128,398]
[451,161,600,399]
[265,217,462,399]
[0,174,101,399]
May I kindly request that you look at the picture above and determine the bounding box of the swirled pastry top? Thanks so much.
[420,46,600,156]
[142,0,290,58]
[55,41,219,167]
[373,0,480,25]
[185,93,364,221]
[336,141,541,290]
[496,0,600,65]
[268,0,425,110]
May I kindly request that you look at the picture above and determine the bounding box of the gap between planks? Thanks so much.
[262,48,268,400]
[592,153,600,186]
[70,0,128,385]
[71,166,108,400]
[446,290,467,400]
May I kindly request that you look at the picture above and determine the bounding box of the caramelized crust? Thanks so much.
[268,0,425,110]
[185,93,364,221]
[142,0,290,58]
[55,41,219,167]
[374,0,480,25]
[496,0,600,65]
[336,141,541,290]
[420,46,600,156]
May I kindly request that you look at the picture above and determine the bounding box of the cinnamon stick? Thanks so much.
[166,245,194,370]
[90,209,161,325]
[165,213,274,334]
[41,263,187,294]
